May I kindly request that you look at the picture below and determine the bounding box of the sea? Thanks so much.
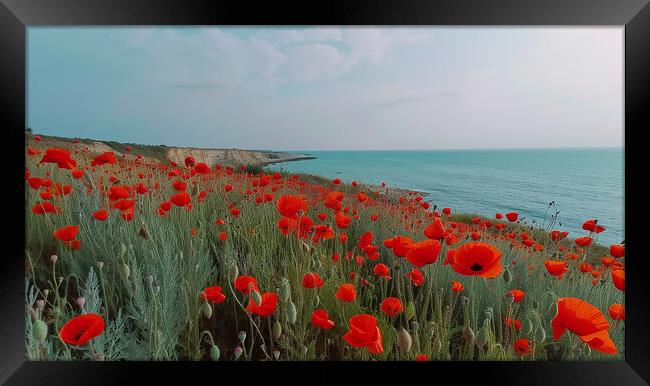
[271,148,624,245]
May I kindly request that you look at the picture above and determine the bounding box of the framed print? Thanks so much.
[1,0,648,384]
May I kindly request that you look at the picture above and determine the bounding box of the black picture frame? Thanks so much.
[1,1,648,384]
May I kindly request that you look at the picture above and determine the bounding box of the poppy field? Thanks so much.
[25,134,625,361]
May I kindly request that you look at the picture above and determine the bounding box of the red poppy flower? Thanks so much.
[610,244,625,258]
[302,273,325,289]
[390,236,413,257]
[91,152,117,167]
[450,280,464,293]
[234,276,260,295]
[53,225,79,242]
[582,219,606,233]
[40,148,77,169]
[611,269,624,292]
[172,180,187,191]
[311,309,335,330]
[171,191,191,207]
[194,162,211,174]
[505,212,519,222]
[380,297,403,317]
[276,195,308,219]
[32,202,60,215]
[218,231,228,241]
[405,239,441,268]
[575,237,593,247]
[335,212,351,229]
[608,304,624,320]
[508,289,525,302]
[551,297,617,354]
[342,314,383,354]
[514,338,532,356]
[92,209,109,221]
[544,260,569,278]
[415,354,429,361]
[406,269,425,286]
[373,263,391,279]
[59,313,105,346]
[200,286,226,304]
[450,242,502,278]
[336,283,356,302]
[184,156,195,167]
[424,218,446,240]
[245,292,278,317]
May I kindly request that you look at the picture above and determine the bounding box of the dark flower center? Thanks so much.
[470,263,483,272]
[74,328,87,341]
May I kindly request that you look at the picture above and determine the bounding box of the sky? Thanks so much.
[27,27,623,151]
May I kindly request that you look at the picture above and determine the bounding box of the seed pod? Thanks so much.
[396,327,412,353]
[475,326,488,348]
[286,301,297,324]
[50,255,58,264]
[121,263,131,280]
[153,285,161,295]
[535,326,546,343]
[76,297,85,309]
[280,279,291,302]
[503,268,512,283]
[238,331,247,343]
[252,290,262,305]
[229,263,239,282]
[273,350,280,360]
[272,320,282,339]
[410,321,419,333]
[96,261,104,271]
[139,227,150,240]
[462,326,475,345]
[32,319,48,343]
[43,289,49,298]
[210,344,220,361]
[201,302,212,319]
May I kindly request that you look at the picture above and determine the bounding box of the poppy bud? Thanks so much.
[272,320,282,340]
[43,289,49,298]
[273,350,280,360]
[201,302,212,319]
[210,344,220,361]
[484,309,493,320]
[312,294,320,308]
[475,326,488,348]
[139,227,150,239]
[238,331,247,343]
[32,319,48,343]
[116,243,126,258]
[397,327,412,353]
[50,254,58,264]
[503,268,511,283]
[280,279,291,302]
[252,290,262,305]
[121,263,130,280]
[35,299,45,312]
[229,263,239,283]
[405,302,416,320]
[286,301,297,324]
[76,297,85,309]
[411,321,419,333]
[234,345,243,360]
[535,326,546,343]
[57,276,63,284]
[96,261,104,271]
[532,300,539,309]
[463,326,475,345]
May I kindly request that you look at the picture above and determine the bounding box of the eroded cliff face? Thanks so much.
[166,147,313,167]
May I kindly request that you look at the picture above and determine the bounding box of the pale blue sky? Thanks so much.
[27,27,623,151]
